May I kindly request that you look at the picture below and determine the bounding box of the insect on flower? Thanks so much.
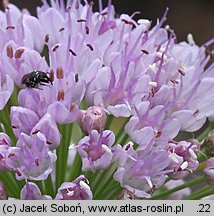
[21,71,53,89]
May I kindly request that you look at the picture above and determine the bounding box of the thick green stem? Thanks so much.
[34,181,45,194]
[95,181,120,199]
[0,108,17,145]
[0,172,20,198]
[197,123,214,142]
[150,176,206,200]
[185,186,214,200]
[105,115,114,130]
[56,124,73,189]
[115,118,130,144]
[93,163,118,198]
[105,186,122,200]
[56,125,64,189]
[43,174,55,198]
[68,152,82,181]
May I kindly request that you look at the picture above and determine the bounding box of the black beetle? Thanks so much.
[21,71,53,89]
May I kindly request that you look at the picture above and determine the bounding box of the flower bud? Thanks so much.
[79,105,107,133]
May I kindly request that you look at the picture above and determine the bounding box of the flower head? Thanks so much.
[167,140,199,179]
[114,142,171,198]
[78,130,115,172]
[55,175,93,200]
[6,133,56,180]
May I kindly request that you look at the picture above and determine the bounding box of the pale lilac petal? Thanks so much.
[10,106,40,138]
[22,15,45,52]
[107,104,131,117]
[0,74,14,110]
[31,113,61,150]
[172,110,206,132]
[20,182,52,200]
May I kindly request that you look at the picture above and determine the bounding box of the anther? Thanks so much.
[15,49,25,59]
[46,140,52,145]
[87,44,93,51]
[155,129,162,138]
[85,26,90,35]
[15,170,22,176]
[0,138,8,145]
[56,67,64,79]
[156,45,161,52]
[32,129,40,135]
[8,153,15,158]
[35,158,39,166]
[6,25,15,30]
[121,19,134,26]
[12,125,19,129]
[45,34,49,43]
[57,90,65,101]
[77,19,86,23]
[178,69,185,76]
[141,49,149,54]
[50,69,55,82]
[52,44,59,52]
[69,103,76,111]
[124,41,129,46]
[6,45,13,58]
[59,27,65,32]
[69,49,77,56]
[66,6,71,12]
[193,109,199,116]
[150,88,157,97]
[75,74,79,82]
[101,12,108,16]
[124,142,133,151]
[170,80,179,84]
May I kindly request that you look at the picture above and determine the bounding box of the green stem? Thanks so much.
[0,109,17,145]
[150,176,206,200]
[94,163,118,197]
[43,175,55,198]
[8,85,19,107]
[197,123,214,142]
[115,118,130,144]
[68,152,82,181]
[105,186,122,200]
[56,124,70,189]
[32,180,44,195]
[0,172,20,198]
[56,127,63,190]
[95,181,120,199]
[62,124,73,182]
[105,115,114,130]
[185,186,214,200]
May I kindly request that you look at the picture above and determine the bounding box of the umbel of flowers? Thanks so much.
[0,0,213,200]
